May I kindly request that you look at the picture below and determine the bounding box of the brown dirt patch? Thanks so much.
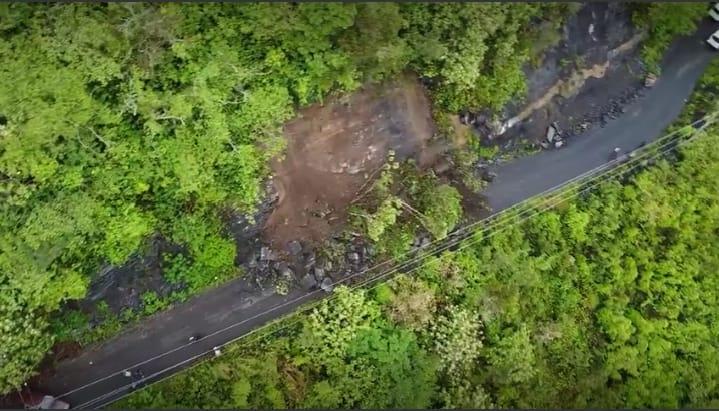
[263,75,437,249]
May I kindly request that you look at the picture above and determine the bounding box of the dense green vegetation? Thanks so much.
[351,153,463,260]
[117,59,719,408]
[632,2,707,73]
[0,3,578,392]
[1,1,710,397]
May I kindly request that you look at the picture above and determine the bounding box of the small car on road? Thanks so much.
[708,29,719,51]
[710,2,719,21]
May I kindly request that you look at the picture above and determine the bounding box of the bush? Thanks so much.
[633,3,707,73]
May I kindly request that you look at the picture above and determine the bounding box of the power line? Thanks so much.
[66,112,716,407]
[80,115,715,409]
[66,113,716,408]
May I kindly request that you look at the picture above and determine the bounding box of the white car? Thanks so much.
[708,29,719,51]
[710,2,719,21]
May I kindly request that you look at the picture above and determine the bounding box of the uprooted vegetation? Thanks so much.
[116,59,719,407]
[0,2,711,396]
[0,2,583,392]
[349,152,463,259]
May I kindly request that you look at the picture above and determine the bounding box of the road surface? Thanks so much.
[37,20,717,409]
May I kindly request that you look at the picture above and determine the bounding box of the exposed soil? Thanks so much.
[263,74,438,250]
[49,3,657,369]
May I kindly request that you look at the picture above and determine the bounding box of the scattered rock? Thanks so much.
[482,170,497,182]
[644,73,657,88]
[433,158,453,175]
[554,140,564,149]
[300,274,317,290]
[304,251,316,270]
[277,264,294,280]
[260,246,273,261]
[546,124,557,142]
[347,252,360,263]
[420,237,432,248]
[320,277,335,293]
[287,240,303,255]
[247,251,258,268]
[313,267,325,281]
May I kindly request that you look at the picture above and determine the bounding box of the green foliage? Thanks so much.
[417,184,462,240]
[0,293,53,394]
[2,1,712,397]
[299,287,439,408]
[363,197,403,242]
[374,223,415,260]
[120,110,719,408]
[141,291,169,316]
[357,158,464,258]
[431,307,483,377]
[633,3,706,73]
[5,3,572,387]
[385,274,437,331]
[401,3,561,111]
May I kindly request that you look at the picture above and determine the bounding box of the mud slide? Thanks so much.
[263,75,438,248]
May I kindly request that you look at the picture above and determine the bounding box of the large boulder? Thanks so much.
[300,274,317,290]
[287,240,303,255]
[644,73,658,88]
[320,277,335,293]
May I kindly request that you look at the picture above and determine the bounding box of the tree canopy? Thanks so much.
[0,3,575,392]
[118,57,719,407]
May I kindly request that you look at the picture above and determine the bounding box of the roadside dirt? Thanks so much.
[263,74,438,249]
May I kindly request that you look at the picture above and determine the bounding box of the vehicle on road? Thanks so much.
[710,2,719,21]
[708,29,719,51]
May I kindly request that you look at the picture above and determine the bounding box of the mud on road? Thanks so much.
[263,75,438,250]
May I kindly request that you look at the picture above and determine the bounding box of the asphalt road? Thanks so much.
[37,21,717,409]
[485,21,717,212]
